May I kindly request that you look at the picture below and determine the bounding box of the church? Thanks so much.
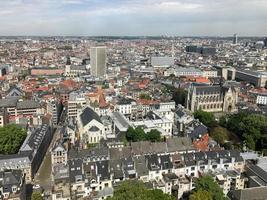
[186,83,238,113]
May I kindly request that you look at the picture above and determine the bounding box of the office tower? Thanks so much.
[264,38,267,48]
[90,46,107,77]
[233,34,238,44]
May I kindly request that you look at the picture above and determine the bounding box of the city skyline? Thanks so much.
[1,0,267,36]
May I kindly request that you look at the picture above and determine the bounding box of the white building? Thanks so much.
[90,46,107,78]
[78,107,106,145]
[68,92,87,120]
[256,94,267,105]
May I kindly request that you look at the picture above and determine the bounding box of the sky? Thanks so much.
[0,0,267,36]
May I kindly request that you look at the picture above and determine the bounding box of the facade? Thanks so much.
[30,67,64,76]
[51,142,68,166]
[236,68,267,87]
[214,66,236,81]
[65,65,87,77]
[78,107,106,145]
[202,69,218,78]
[67,92,87,120]
[186,84,238,113]
[164,67,203,77]
[61,145,244,200]
[90,47,107,78]
[0,98,42,120]
[215,170,245,195]
[0,108,8,127]
[131,111,173,137]
[47,99,62,126]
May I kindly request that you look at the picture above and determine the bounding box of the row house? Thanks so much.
[51,141,244,199]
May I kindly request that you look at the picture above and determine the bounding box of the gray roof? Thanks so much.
[0,97,19,108]
[190,124,208,139]
[20,124,50,152]
[69,147,109,161]
[16,100,40,109]
[228,186,267,200]
[166,137,195,152]
[247,164,267,184]
[109,147,132,160]
[131,141,167,155]
[134,156,149,177]
[68,159,84,183]
[0,170,23,193]
[111,112,130,132]
[96,160,110,181]
[151,56,174,66]
[195,85,222,95]
[80,107,102,127]
[109,159,124,179]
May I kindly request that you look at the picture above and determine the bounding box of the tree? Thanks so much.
[189,190,212,200]
[172,88,187,106]
[31,192,43,200]
[219,115,227,127]
[194,175,225,200]
[125,127,162,143]
[134,127,146,142]
[146,129,161,142]
[0,124,27,155]
[210,126,229,145]
[193,110,216,128]
[225,113,267,151]
[107,181,174,200]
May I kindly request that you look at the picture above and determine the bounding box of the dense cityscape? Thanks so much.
[0,35,267,200]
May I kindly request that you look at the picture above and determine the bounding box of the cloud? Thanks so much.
[0,0,267,36]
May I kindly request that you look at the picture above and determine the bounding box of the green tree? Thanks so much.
[31,192,43,200]
[210,126,229,145]
[0,124,27,154]
[195,175,225,200]
[193,110,216,127]
[219,115,227,127]
[225,113,267,151]
[126,127,162,143]
[134,127,146,142]
[146,129,161,142]
[172,88,187,106]
[107,181,174,200]
[189,190,212,200]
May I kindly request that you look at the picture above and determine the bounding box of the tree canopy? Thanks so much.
[194,175,225,200]
[0,124,27,155]
[210,126,229,145]
[193,110,216,127]
[126,127,161,142]
[172,88,187,106]
[224,113,267,151]
[107,181,174,200]
[189,189,212,200]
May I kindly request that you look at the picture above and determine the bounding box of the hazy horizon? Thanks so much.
[1,0,267,36]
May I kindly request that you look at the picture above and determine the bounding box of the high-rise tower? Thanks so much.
[90,46,107,78]
[233,34,238,44]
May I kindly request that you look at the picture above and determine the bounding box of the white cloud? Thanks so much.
[0,0,267,35]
